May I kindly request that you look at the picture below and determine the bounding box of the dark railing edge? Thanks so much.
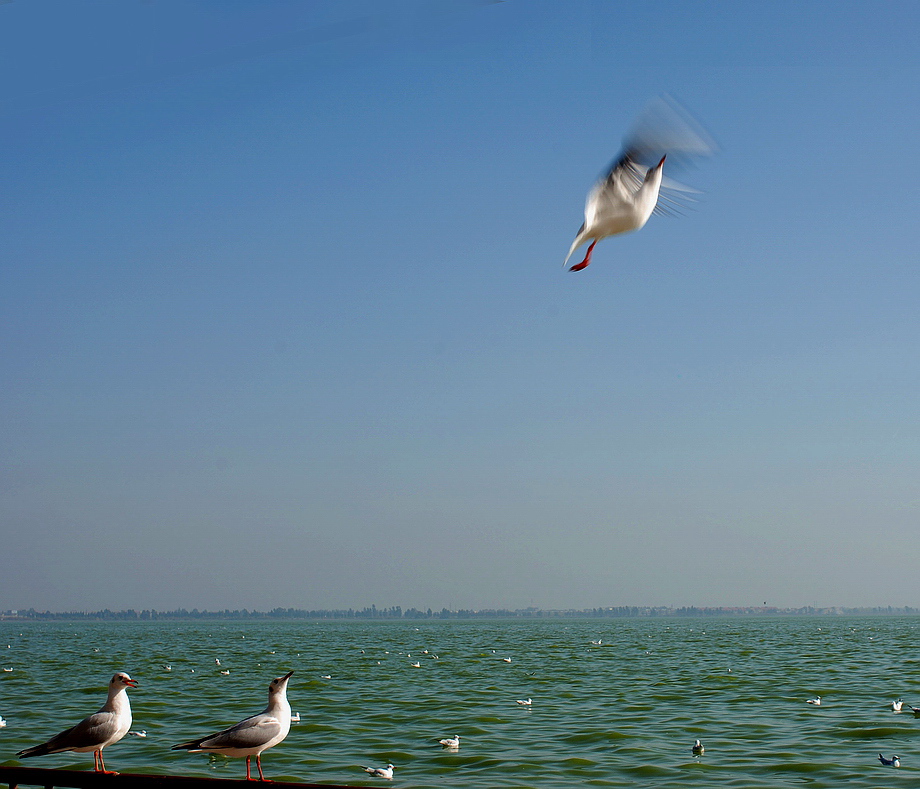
[0,766,364,789]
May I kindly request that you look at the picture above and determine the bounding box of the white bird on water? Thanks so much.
[363,763,395,779]
[16,672,138,774]
[879,753,900,767]
[892,698,903,712]
[563,95,715,272]
[806,696,821,706]
[172,671,294,782]
[692,739,704,756]
[516,698,532,706]
[439,735,460,748]
[0,715,7,727]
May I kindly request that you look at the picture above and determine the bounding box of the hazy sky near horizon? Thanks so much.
[2,1,919,612]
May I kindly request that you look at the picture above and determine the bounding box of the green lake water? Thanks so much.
[1,617,919,787]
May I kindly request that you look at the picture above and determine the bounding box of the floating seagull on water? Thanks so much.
[439,735,460,749]
[219,670,230,676]
[172,670,294,782]
[128,729,147,738]
[290,712,301,723]
[163,665,172,672]
[879,753,900,767]
[502,657,512,663]
[692,739,704,756]
[590,640,603,646]
[2,667,11,672]
[892,698,903,712]
[563,95,715,272]
[410,662,421,668]
[806,696,821,706]
[516,698,532,706]
[0,715,7,727]
[362,763,395,779]
[16,672,137,774]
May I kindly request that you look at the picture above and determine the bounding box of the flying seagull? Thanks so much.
[172,671,293,781]
[16,672,138,774]
[564,95,715,272]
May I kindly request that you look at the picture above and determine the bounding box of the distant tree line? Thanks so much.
[1,605,918,621]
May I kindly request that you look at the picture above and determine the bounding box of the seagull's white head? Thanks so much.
[112,672,138,689]
[269,670,294,698]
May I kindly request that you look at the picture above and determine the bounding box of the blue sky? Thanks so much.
[2,0,919,611]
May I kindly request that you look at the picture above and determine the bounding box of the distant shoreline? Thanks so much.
[2,605,918,622]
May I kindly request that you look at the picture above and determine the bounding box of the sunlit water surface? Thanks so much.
[1,617,919,787]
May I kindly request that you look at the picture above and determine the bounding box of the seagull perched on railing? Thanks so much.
[16,672,137,774]
[172,671,293,781]
[563,95,715,272]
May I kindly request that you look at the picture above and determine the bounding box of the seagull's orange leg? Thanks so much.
[256,753,267,781]
[245,755,252,780]
[95,748,117,775]
[569,240,597,272]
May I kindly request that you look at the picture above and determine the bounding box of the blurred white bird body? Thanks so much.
[16,672,137,774]
[439,735,460,748]
[564,95,714,272]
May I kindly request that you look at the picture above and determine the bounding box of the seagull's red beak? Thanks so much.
[657,155,666,168]
[124,678,139,688]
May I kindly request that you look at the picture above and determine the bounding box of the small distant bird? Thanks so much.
[892,698,903,712]
[0,715,7,727]
[590,640,603,645]
[563,95,714,272]
[16,672,137,774]
[163,665,172,672]
[879,753,900,767]
[290,712,301,723]
[128,730,147,738]
[362,763,395,779]
[410,662,421,668]
[502,657,512,663]
[172,671,293,782]
[439,735,460,748]
[219,670,230,676]
[692,739,704,756]
[516,698,532,706]
[806,696,821,706]
[2,667,11,672]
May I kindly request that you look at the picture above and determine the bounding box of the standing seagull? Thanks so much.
[564,95,715,272]
[16,672,138,774]
[172,671,293,782]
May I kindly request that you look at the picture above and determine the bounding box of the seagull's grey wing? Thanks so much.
[623,94,717,169]
[18,712,116,756]
[174,714,282,751]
